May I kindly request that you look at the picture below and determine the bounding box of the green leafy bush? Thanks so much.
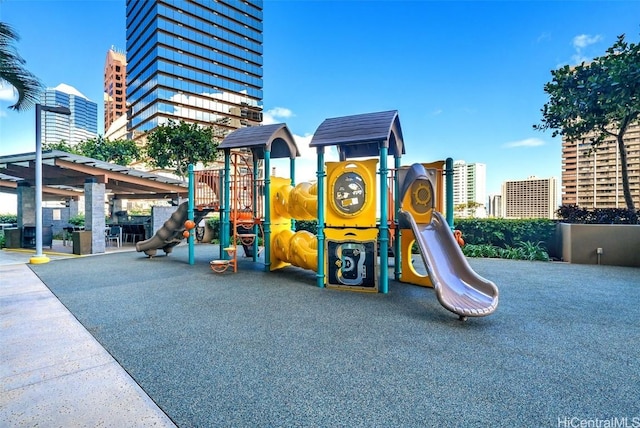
[557,204,638,224]
[0,213,17,224]
[294,220,317,234]
[461,241,549,261]
[68,214,85,227]
[206,217,220,242]
[454,218,556,252]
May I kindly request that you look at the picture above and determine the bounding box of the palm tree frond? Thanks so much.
[0,22,44,111]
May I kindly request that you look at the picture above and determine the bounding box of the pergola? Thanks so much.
[0,150,188,202]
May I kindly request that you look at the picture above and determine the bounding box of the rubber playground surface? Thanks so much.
[29,245,639,427]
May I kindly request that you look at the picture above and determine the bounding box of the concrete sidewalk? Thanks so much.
[3,241,639,426]
[0,263,176,427]
[0,239,136,267]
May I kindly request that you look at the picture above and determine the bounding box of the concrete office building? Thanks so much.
[125,0,264,141]
[41,84,98,146]
[104,47,127,135]
[501,176,558,219]
[452,160,487,218]
[562,123,640,208]
[104,114,129,141]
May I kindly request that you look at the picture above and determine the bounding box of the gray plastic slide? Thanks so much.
[398,209,499,319]
[136,202,206,257]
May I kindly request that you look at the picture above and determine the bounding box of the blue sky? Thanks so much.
[1,0,639,196]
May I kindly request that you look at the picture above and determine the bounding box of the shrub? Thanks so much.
[461,241,549,261]
[294,219,317,234]
[557,204,638,224]
[206,217,220,242]
[68,214,85,227]
[0,213,17,224]
[516,241,550,261]
[454,218,556,252]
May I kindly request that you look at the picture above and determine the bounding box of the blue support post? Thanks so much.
[223,149,231,258]
[445,157,454,229]
[290,156,296,232]
[316,147,325,288]
[263,150,271,272]
[252,154,259,262]
[188,164,195,265]
[218,172,224,257]
[394,156,402,280]
[379,147,389,294]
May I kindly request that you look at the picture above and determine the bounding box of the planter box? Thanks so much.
[4,228,21,248]
[558,223,640,267]
[72,231,92,255]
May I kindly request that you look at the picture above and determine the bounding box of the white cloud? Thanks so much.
[0,82,17,102]
[536,32,551,43]
[572,34,602,49]
[262,107,294,125]
[570,34,602,65]
[502,138,546,148]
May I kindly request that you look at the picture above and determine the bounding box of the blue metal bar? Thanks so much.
[379,147,389,294]
[252,154,259,262]
[394,156,402,280]
[316,147,325,288]
[223,149,231,258]
[445,157,454,229]
[290,156,296,232]
[188,164,195,265]
[263,150,271,272]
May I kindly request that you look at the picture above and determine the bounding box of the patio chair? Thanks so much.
[105,225,122,247]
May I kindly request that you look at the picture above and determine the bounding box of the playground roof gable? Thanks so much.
[309,110,405,159]
[218,123,300,160]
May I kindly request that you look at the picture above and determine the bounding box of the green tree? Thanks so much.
[0,22,43,111]
[144,119,222,179]
[42,140,76,153]
[76,136,141,166]
[43,136,140,166]
[534,33,640,211]
[454,201,484,218]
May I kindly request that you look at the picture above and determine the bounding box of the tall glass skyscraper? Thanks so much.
[41,84,98,146]
[125,0,264,140]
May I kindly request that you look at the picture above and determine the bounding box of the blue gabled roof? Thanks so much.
[309,110,405,159]
[218,123,300,159]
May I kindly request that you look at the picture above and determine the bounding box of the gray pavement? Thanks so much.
[0,244,176,427]
[2,242,640,427]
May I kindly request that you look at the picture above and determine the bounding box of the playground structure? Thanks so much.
[137,111,499,318]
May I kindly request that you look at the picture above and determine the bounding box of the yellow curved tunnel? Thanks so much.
[270,178,318,271]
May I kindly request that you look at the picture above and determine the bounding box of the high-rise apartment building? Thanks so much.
[125,0,264,141]
[488,194,502,218]
[41,84,98,146]
[104,47,127,135]
[562,123,640,208]
[452,160,487,217]
[501,176,558,219]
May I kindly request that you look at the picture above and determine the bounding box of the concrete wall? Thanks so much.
[151,206,177,235]
[558,223,640,267]
[85,180,106,254]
